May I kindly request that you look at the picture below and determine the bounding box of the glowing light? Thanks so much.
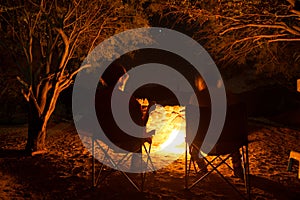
[159,129,185,153]
[147,105,186,155]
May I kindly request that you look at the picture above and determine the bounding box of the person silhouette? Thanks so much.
[95,63,153,170]
[188,76,244,178]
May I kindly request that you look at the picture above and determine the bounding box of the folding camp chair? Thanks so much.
[185,103,251,199]
[91,83,156,192]
[91,133,155,192]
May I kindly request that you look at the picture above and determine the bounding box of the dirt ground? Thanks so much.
[0,119,300,200]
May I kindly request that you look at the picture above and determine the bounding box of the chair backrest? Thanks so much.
[186,102,247,155]
[95,87,146,152]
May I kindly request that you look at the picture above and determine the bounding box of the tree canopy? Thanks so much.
[145,0,300,83]
[0,0,149,151]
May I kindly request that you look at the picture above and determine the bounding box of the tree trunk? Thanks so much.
[25,101,48,154]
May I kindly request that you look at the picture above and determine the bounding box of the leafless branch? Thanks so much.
[269,38,300,42]
[220,23,300,36]
[55,28,70,71]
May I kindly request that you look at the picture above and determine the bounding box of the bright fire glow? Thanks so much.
[158,129,186,154]
[159,129,180,150]
[146,105,186,156]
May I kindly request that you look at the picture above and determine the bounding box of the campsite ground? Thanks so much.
[0,118,300,200]
[1,71,300,199]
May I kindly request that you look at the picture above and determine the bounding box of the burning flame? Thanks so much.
[146,104,186,156]
[158,129,186,154]
[159,129,180,150]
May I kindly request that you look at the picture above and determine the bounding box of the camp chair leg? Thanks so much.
[143,144,156,172]
[241,145,251,200]
[91,139,154,192]
[140,143,157,191]
[185,141,188,189]
[206,154,248,200]
[95,147,116,186]
[188,155,230,190]
[241,147,247,184]
[92,139,110,187]
[187,167,213,190]
[141,172,145,192]
[96,164,109,185]
[187,151,250,200]
[120,170,141,191]
[92,137,95,187]
[186,153,222,189]
[247,146,251,200]
[99,145,142,191]
[140,149,145,192]
[92,156,96,187]
[214,167,247,200]
[185,144,199,189]
[287,158,294,172]
[218,156,234,171]
[185,144,203,189]
[188,158,193,174]
[245,145,251,200]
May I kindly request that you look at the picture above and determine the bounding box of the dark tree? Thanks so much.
[0,0,149,154]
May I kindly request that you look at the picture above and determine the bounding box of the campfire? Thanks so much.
[141,99,186,157]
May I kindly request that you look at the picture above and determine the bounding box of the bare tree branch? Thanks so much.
[269,38,300,42]
[55,28,70,71]
[220,23,300,36]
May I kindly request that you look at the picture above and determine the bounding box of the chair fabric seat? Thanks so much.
[186,102,248,155]
[112,139,146,153]
[206,141,247,155]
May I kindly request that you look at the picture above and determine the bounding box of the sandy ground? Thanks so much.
[0,119,300,200]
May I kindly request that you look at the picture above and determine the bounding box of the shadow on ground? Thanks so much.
[250,175,300,200]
